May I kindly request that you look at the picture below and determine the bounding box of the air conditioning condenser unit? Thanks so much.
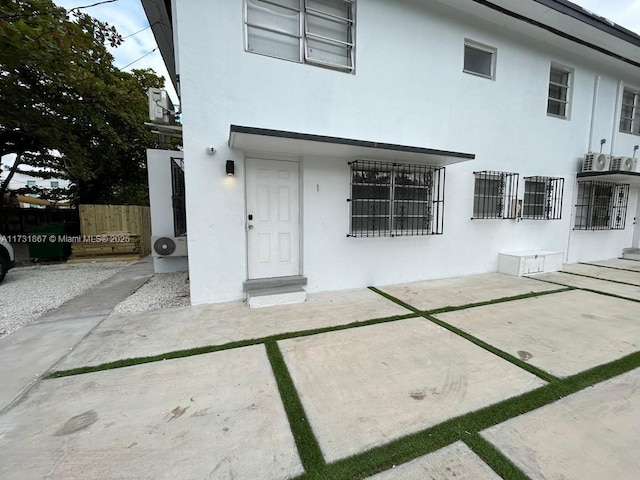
[582,153,611,172]
[152,236,188,257]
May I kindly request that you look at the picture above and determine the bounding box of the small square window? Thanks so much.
[547,64,572,118]
[472,171,519,219]
[50,181,59,188]
[620,87,640,135]
[522,176,564,220]
[27,180,36,187]
[464,40,496,79]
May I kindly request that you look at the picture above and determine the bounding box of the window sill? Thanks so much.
[462,69,495,81]
[546,113,569,120]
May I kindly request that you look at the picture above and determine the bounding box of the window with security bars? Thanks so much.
[171,157,187,236]
[574,181,629,231]
[244,0,355,72]
[547,65,571,118]
[620,87,640,135]
[522,176,564,220]
[348,160,445,237]
[472,171,519,219]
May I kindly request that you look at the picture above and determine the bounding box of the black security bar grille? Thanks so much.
[472,171,519,219]
[171,157,187,236]
[348,160,445,237]
[574,181,630,231]
[522,176,564,220]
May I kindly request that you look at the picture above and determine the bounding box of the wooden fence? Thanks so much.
[79,204,151,257]
[0,206,79,235]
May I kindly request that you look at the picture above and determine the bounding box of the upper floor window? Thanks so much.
[27,180,36,187]
[620,87,640,135]
[50,181,59,188]
[547,64,571,118]
[348,160,445,237]
[463,40,496,80]
[244,0,355,73]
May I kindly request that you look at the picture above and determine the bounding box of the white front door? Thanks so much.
[246,158,300,279]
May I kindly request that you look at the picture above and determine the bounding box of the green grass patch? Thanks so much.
[464,433,530,480]
[562,270,640,287]
[422,312,559,383]
[265,341,325,472]
[579,261,640,274]
[46,312,416,378]
[424,287,571,316]
[293,350,640,479]
[369,287,560,383]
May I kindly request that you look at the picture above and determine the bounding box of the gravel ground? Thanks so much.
[0,262,131,339]
[113,272,190,314]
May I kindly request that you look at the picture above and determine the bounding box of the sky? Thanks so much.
[52,0,640,109]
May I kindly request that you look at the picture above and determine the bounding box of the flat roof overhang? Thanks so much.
[578,170,640,187]
[228,125,475,167]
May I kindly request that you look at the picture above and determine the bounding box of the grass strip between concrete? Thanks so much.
[368,286,572,316]
[369,287,563,383]
[561,270,640,287]
[464,433,530,480]
[265,341,326,472]
[528,276,640,304]
[579,261,640,274]
[292,350,640,479]
[46,313,416,378]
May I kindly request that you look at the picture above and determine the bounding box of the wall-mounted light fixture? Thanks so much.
[634,145,639,159]
[226,160,235,176]
[599,138,606,152]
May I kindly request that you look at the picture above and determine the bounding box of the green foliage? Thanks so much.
[0,0,171,205]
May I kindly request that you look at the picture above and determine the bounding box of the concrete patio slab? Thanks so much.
[365,441,501,479]
[0,345,303,480]
[533,271,640,301]
[379,273,560,312]
[0,316,105,412]
[482,367,640,480]
[56,288,411,371]
[436,290,640,378]
[561,263,640,286]
[278,318,546,462]
[582,258,640,271]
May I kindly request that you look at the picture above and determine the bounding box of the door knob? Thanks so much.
[248,225,254,229]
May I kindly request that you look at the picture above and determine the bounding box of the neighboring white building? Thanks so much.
[0,155,71,207]
[143,0,640,306]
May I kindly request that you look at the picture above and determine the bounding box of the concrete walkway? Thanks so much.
[0,258,153,413]
[1,264,640,479]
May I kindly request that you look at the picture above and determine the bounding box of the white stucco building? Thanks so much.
[143,0,640,306]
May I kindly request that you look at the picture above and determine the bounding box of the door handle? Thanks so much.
[248,225,254,229]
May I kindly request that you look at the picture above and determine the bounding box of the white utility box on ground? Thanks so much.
[498,250,564,276]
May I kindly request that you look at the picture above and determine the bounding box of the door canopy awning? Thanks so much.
[228,125,475,167]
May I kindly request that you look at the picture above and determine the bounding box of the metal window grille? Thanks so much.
[244,0,355,72]
[472,171,519,219]
[547,66,570,118]
[522,176,564,220]
[171,157,187,236]
[574,181,629,231]
[348,160,445,237]
[620,88,640,135]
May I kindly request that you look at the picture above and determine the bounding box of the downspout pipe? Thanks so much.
[610,80,623,155]
[588,75,600,152]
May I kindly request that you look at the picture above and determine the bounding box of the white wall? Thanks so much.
[175,0,640,304]
[147,149,188,273]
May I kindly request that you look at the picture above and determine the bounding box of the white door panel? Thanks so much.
[246,158,300,279]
